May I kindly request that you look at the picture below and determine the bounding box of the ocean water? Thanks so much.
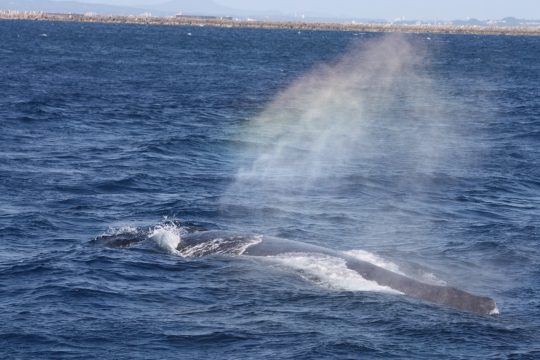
[0,20,539,359]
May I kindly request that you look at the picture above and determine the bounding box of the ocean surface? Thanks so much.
[1,20,539,359]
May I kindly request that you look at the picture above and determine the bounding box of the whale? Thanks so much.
[96,228,499,316]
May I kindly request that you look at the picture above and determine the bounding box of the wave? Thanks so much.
[263,253,400,294]
[149,223,183,255]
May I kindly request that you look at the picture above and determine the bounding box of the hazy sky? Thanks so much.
[72,0,540,20]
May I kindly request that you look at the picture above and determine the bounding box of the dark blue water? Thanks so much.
[1,20,539,359]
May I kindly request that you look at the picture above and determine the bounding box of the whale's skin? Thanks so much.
[96,230,498,315]
[223,233,498,315]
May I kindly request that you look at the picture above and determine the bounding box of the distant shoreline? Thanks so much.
[1,11,540,36]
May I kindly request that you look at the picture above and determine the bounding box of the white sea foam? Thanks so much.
[344,249,404,275]
[417,271,447,286]
[239,235,263,255]
[267,253,401,294]
[104,224,139,236]
[149,224,182,255]
[177,237,225,257]
[177,235,262,257]
[345,249,447,285]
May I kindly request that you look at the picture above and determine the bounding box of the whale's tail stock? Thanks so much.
[345,257,498,315]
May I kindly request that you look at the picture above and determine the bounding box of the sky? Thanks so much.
[66,0,540,20]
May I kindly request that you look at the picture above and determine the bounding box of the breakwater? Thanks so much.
[1,10,540,36]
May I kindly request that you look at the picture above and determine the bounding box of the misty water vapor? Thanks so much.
[223,35,468,242]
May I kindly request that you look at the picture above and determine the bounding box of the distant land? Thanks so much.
[1,0,540,27]
[1,11,539,36]
[0,0,235,17]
